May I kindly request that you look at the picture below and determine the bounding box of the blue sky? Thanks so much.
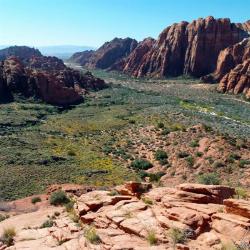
[0,0,249,47]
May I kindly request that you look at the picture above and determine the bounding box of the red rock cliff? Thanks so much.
[124,17,248,78]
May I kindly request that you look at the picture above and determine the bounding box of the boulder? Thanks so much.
[177,183,235,204]
[224,199,250,218]
[212,212,250,242]
[115,181,152,196]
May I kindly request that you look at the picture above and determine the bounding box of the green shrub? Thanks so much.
[142,197,153,205]
[168,228,186,245]
[68,210,80,223]
[1,227,16,246]
[189,140,199,148]
[0,214,9,222]
[238,159,250,168]
[228,153,241,162]
[84,226,101,244]
[65,200,75,212]
[50,191,70,206]
[108,190,119,196]
[197,173,221,185]
[31,196,41,204]
[154,150,168,161]
[212,161,224,169]
[138,170,148,180]
[195,152,203,157]
[146,230,157,245]
[131,159,153,170]
[157,122,165,129]
[139,171,165,182]
[67,150,76,156]
[148,172,165,182]
[234,187,248,199]
[40,219,54,228]
[161,128,171,135]
[186,156,194,167]
[221,242,238,250]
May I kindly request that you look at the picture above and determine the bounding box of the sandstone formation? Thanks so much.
[0,182,249,249]
[202,38,250,98]
[204,38,250,82]
[121,38,156,75]
[123,17,249,78]
[218,58,250,99]
[0,55,106,105]
[68,38,138,69]
[68,17,249,88]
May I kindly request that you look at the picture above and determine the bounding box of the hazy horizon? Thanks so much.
[0,0,249,48]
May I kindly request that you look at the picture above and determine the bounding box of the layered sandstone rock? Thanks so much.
[224,198,250,218]
[1,182,249,249]
[122,17,249,78]
[69,38,138,69]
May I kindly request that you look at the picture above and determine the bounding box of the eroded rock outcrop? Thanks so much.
[1,182,249,249]
[125,17,248,78]
[203,38,250,82]
[122,38,156,76]
[111,17,249,79]
[203,38,250,99]
[218,58,250,99]
[0,56,106,105]
[69,38,138,69]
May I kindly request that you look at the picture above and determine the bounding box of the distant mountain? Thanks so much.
[0,45,95,60]
[37,45,95,60]
[68,38,138,69]
[0,46,42,62]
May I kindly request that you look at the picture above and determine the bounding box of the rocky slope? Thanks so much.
[0,51,106,105]
[0,182,249,249]
[68,38,138,69]
[105,123,250,188]
[67,50,95,66]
